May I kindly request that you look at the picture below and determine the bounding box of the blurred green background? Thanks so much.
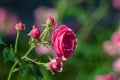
[0,0,119,80]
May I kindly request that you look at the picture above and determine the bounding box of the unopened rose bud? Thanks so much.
[29,25,41,39]
[48,57,63,75]
[15,22,25,31]
[46,16,57,30]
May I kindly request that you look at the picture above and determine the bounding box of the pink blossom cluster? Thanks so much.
[98,29,120,80]
[27,16,77,74]
[103,29,120,72]
[103,29,120,56]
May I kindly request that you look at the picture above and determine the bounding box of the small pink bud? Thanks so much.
[48,57,63,75]
[15,22,25,31]
[29,25,41,39]
[46,16,57,30]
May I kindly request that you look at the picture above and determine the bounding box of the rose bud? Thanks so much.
[46,16,57,30]
[15,22,25,31]
[48,57,63,75]
[52,25,77,60]
[28,25,41,39]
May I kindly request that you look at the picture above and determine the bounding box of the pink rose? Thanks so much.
[48,58,63,75]
[46,16,57,30]
[52,25,77,60]
[29,25,41,39]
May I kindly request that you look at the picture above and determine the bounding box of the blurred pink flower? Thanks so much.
[112,0,120,9]
[113,58,120,72]
[0,8,8,32]
[0,8,19,36]
[111,30,120,54]
[95,74,116,80]
[103,40,117,56]
[35,45,53,55]
[111,31,120,47]
[34,6,58,25]
[7,13,19,36]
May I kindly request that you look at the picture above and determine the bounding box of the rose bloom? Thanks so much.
[95,74,116,80]
[52,25,77,60]
[113,58,120,72]
[29,25,41,39]
[48,58,63,75]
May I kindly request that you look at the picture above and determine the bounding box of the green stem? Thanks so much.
[40,25,50,42]
[25,57,46,66]
[21,46,35,60]
[15,31,20,54]
[7,60,19,80]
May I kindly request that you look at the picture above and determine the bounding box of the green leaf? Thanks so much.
[18,61,28,77]
[29,63,43,80]
[20,68,27,76]
[3,47,15,62]
[0,37,6,45]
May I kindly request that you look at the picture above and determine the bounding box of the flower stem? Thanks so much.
[40,25,50,42]
[15,31,20,54]
[7,60,19,80]
[7,45,35,80]
[24,57,46,66]
[21,46,35,60]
